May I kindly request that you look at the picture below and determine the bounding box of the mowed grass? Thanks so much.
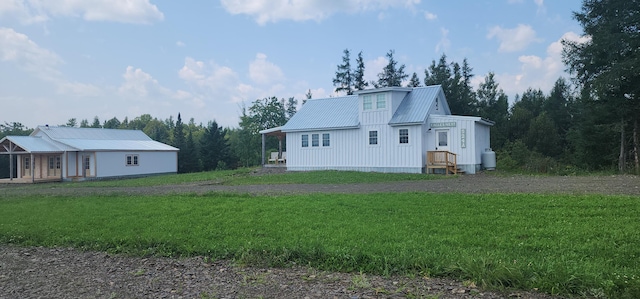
[0,191,639,298]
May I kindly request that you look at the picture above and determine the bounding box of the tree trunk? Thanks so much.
[619,118,626,173]
[634,119,639,174]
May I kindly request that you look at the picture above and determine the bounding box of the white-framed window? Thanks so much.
[376,94,386,109]
[24,157,30,169]
[84,156,90,170]
[399,129,409,144]
[49,156,55,169]
[311,134,319,147]
[369,130,378,145]
[301,134,309,147]
[363,95,373,110]
[126,154,139,166]
[322,133,330,147]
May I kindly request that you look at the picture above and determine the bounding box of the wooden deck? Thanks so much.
[426,151,459,175]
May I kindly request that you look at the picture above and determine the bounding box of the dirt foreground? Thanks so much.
[2,172,638,299]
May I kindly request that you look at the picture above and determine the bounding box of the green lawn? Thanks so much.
[1,190,638,298]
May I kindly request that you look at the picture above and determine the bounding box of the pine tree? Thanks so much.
[375,50,408,88]
[353,51,369,91]
[173,113,186,173]
[407,72,421,87]
[332,49,353,95]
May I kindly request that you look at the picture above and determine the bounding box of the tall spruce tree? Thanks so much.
[563,0,640,172]
[173,113,186,173]
[476,72,509,149]
[375,50,408,88]
[353,51,369,91]
[333,49,354,95]
[407,72,421,87]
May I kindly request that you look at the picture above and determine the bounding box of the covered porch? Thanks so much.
[259,126,287,167]
[0,136,64,183]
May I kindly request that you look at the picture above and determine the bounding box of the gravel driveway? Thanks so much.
[1,172,638,299]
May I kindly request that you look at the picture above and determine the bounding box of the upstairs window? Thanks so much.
[399,129,409,144]
[363,95,373,110]
[301,134,309,147]
[376,94,386,109]
[312,134,319,147]
[322,133,330,146]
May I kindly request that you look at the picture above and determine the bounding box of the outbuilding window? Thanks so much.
[322,133,330,146]
[363,95,373,110]
[312,134,319,147]
[126,154,139,166]
[376,94,386,109]
[301,134,309,147]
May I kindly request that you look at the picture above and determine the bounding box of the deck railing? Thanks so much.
[426,151,457,175]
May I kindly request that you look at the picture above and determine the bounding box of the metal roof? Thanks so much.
[0,136,65,153]
[389,86,447,125]
[33,126,152,140]
[0,126,178,153]
[281,96,360,132]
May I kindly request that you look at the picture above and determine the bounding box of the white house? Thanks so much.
[0,126,178,182]
[261,85,494,174]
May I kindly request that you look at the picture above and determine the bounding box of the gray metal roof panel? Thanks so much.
[34,126,152,140]
[282,96,360,132]
[0,136,66,153]
[57,139,178,151]
[389,86,442,125]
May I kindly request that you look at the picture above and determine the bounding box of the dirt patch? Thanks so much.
[3,172,638,298]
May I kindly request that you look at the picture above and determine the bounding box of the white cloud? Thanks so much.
[487,24,541,53]
[424,11,437,20]
[1,0,164,24]
[176,41,186,47]
[435,27,450,53]
[0,27,62,80]
[220,0,421,25]
[490,31,587,100]
[249,53,285,85]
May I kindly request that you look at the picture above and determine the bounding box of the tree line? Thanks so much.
[1,0,637,175]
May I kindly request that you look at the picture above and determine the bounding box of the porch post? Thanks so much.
[9,141,13,181]
[261,133,266,165]
[31,153,34,183]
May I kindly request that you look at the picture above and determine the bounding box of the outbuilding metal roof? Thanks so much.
[0,126,178,154]
[389,85,449,125]
[0,136,64,153]
[282,96,360,132]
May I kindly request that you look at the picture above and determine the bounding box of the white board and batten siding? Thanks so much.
[427,115,492,174]
[95,151,177,178]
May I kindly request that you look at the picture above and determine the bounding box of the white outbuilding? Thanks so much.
[261,85,494,174]
[0,125,178,182]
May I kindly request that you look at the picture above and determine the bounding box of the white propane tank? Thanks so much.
[482,148,496,170]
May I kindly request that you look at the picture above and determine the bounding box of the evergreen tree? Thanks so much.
[173,113,187,173]
[90,116,101,128]
[375,50,408,88]
[181,127,201,172]
[103,117,121,129]
[563,0,640,172]
[333,49,353,95]
[65,118,77,127]
[476,72,509,149]
[407,72,421,87]
[285,97,298,120]
[200,121,231,171]
[353,51,369,91]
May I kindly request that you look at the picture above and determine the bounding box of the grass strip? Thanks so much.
[0,192,638,298]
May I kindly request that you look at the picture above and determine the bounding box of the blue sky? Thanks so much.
[0,0,586,129]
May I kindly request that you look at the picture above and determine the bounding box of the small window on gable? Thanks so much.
[322,133,330,146]
[312,134,319,147]
[369,131,378,145]
[399,129,409,144]
[301,134,309,147]
[376,94,386,109]
[363,95,372,110]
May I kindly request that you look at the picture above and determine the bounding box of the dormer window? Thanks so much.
[376,94,386,109]
[363,95,373,110]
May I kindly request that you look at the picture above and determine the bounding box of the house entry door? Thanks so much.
[435,129,450,152]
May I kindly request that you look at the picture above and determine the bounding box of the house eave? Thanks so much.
[282,125,360,133]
